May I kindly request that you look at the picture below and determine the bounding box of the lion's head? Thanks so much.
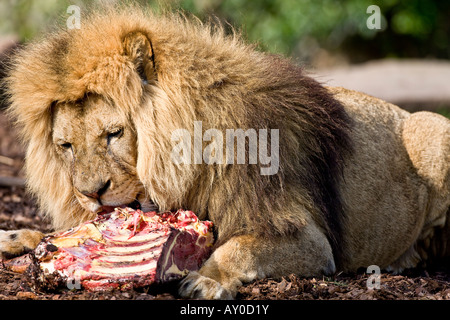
[51,95,153,214]
[4,7,190,230]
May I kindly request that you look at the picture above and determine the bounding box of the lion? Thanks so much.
[1,4,449,299]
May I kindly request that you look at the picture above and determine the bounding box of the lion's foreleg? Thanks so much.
[179,222,335,299]
[0,229,44,259]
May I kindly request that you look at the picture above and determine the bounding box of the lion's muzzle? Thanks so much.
[80,180,111,200]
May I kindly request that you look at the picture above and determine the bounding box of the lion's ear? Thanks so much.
[123,32,157,84]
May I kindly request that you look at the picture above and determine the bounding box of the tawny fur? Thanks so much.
[2,4,449,299]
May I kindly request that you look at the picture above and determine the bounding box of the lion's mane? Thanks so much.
[5,4,351,264]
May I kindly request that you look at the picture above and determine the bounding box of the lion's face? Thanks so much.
[51,95,150,214]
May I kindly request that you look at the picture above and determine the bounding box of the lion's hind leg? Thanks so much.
[401,111,450,263]
[402,111,450,192]
[0,229,44,259]
[402,111,450,219]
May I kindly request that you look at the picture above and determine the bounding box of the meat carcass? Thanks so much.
[26,208,214,291]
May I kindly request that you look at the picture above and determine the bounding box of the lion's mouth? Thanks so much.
[100,198,158,214]
[100,201,139,214]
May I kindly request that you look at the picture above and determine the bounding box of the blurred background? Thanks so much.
[0,0,449,116]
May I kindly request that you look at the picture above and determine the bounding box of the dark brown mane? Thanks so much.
[235,55,352,267]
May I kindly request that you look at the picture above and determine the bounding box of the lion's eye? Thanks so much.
[60,142,72,150]
[107,128,123,144]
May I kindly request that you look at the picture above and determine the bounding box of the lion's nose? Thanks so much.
[82,180,111,199]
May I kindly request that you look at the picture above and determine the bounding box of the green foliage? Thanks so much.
[1,0,448,61]
[437,108,450,119]
[175,0,449,61]
[179,0,374,55]
[0,0,73,40]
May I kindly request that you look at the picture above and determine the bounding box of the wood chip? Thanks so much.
[16,291,37,299]
[0,156,14,166]
[0,176,25,187]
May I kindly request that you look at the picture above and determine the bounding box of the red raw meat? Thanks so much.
[28,208,214,291]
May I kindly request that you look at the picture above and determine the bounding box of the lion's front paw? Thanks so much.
[179,271,234,300]
[0,229,44,259]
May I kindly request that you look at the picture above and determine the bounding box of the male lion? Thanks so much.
[1,5,449,299]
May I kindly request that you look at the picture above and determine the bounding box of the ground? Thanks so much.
[0,111,449,300]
